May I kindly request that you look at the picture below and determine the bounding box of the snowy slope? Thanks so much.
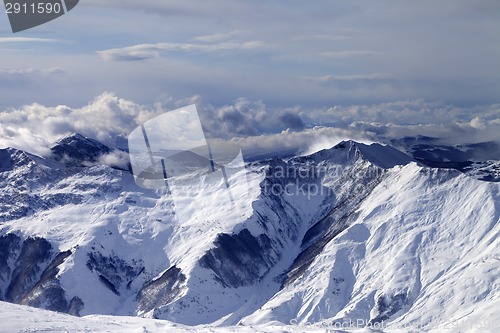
[0,135,498,332]
[391,137,500,182]
[0,147,262,319]
[242,163,499,331]
[0,301,402,333]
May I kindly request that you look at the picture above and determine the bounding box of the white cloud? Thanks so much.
[225,126,374,159]
[0,67,64,76]
[199,98,305,138]
[98,41,269,61]
[98,150,130,169]
[192,30,247,43]
[470,117,487,130]
[0,126,52,156]
[0,92,159,155]
[1,93,498,161]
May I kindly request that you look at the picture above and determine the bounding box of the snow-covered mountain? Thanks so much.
[391,136,500,182]
[0,134,498,332]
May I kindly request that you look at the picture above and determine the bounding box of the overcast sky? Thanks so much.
[0,0,499,155]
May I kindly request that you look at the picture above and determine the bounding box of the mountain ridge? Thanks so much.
[0,135,498,331]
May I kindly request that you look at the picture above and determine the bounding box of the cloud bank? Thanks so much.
[0,93,498,160]
[0,93,154,156]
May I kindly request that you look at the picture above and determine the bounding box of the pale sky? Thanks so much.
[0,1,499,155]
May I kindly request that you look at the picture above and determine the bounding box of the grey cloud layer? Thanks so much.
[1,0,499,109]
[98,41,269,62]
[0,93,498,160]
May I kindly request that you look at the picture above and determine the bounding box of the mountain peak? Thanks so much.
[328,140,413,168]
[53,132,104,148]
[345,140,413,168]
[0,147,32,172]
[50,133,111,166]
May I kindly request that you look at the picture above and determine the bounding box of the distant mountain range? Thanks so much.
[0,133,498,332]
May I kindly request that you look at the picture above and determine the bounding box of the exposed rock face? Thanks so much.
[5,236,52,304]
[0,234,81,314]
[370,293,410,324]
[50,133,111,166]
[86,251,144,296]
[137,266,186,315]
[200,229,274,288]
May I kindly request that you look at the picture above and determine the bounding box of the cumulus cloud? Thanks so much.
[1,93,499,161]
[98,150,130,170]
[98,40,268,61]
[0,93,304,157]
[0,126,52,156]
[0,93,332,159]
[0,92,158,155]
[199,98,305,138]
[231,126,374,159]
[276,109,305,131]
